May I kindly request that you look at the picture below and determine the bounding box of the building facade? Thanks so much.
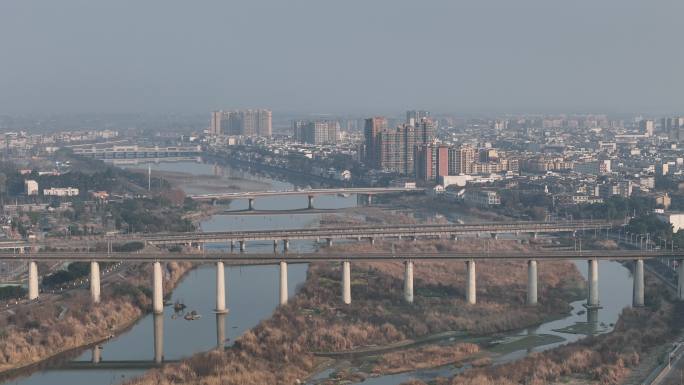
[293,120,339,144]
[210,109,272,137]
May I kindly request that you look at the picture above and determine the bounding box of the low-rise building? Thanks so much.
[24,180,38,196]
[43,187,80,197]
[464,190,501,207]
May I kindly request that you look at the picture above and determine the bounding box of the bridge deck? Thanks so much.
[190,187,424,200]
[0,249,677,262]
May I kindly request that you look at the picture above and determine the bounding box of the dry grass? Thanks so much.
[0,261,192,372]
[124,239,584,385]
[371,343,480,374]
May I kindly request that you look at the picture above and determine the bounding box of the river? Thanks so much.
[3,161,635,385]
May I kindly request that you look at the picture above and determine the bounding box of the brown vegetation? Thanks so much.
[371,343,480,374]
[0,261,192,374]
[124,237,584,385]
[433,274,684,385]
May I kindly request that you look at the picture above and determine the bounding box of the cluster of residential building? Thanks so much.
[0,130,119,153]
[209,109,272,137]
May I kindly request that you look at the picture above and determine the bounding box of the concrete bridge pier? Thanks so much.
[279,261,288,305]
[369,237,375,246]
[587,259,600,308]
[633,259,644,307]
[28,261,39,300]
[90,261,101,304]
[91,345,102,364]
[216,261,227,313]
[230,240,235,252]
[451,234,458,241]
[466,260,476,305]
[527,260,537,305]
[308,195,314,209]
[273,240,278,252]
[326,238,333,247]
[248,198,255,211]
[342,261,351,305]
[404,260,414,304]
[283,239,290,252]
[239,240,246,253]
[153,261,164,314]
[678,260,684,300]
[153,313,164,364]
[491,233,498,240]
[367,194,373,206]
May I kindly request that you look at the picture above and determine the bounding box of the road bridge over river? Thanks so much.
[9,246,679,369]
[0,220,612,251]
[190,187,424,209]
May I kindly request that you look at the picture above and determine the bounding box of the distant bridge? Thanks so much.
[190,187,424,208]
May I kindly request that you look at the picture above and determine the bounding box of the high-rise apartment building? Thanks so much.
[640,119,655,137]
[415,144,449,182]
[364,117,388,168]
[209,109,272,137]
[293,120,339,144]
[210,111,223,135]
[661,117,684,142]
[448,145,476,175]
[406,110,430,126]
[364,115,435,175]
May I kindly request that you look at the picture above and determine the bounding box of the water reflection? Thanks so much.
[216,313,227,350]
[153,314,164,364]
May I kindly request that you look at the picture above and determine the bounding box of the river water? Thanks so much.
[3,161,635,385]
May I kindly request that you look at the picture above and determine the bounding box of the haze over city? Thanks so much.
[4,2,684,385]
[1,0,684,115]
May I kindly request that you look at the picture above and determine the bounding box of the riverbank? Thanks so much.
[123,235,585,385]
[423,270,684,385]
[0,260,194,380]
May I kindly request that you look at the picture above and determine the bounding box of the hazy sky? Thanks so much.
[1,0,683,116]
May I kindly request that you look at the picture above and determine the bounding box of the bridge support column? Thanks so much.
[491,233,498,240]
[90,261,101,304]
[28,261,38,300]
[91,345,101,364]
[404,260,414,304]
[466,260,476,305]
[153,261,164,314]
[308,195,314,209]
[369,237,375,246]
[342,261,351,305]
[367,194,373,206]
[326,238,333,247]
[230,240,235,252]
[248,198,254,211]
[279,261,288,305]
[679,260,684,300]
[633,259,644,307]
[273,240,278,252]
[153,313,164,364]
[527,260,537,305]
[216,261,227,313]
[587,259,600,308]
[283,239,289,252]
[239,240,246,253]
